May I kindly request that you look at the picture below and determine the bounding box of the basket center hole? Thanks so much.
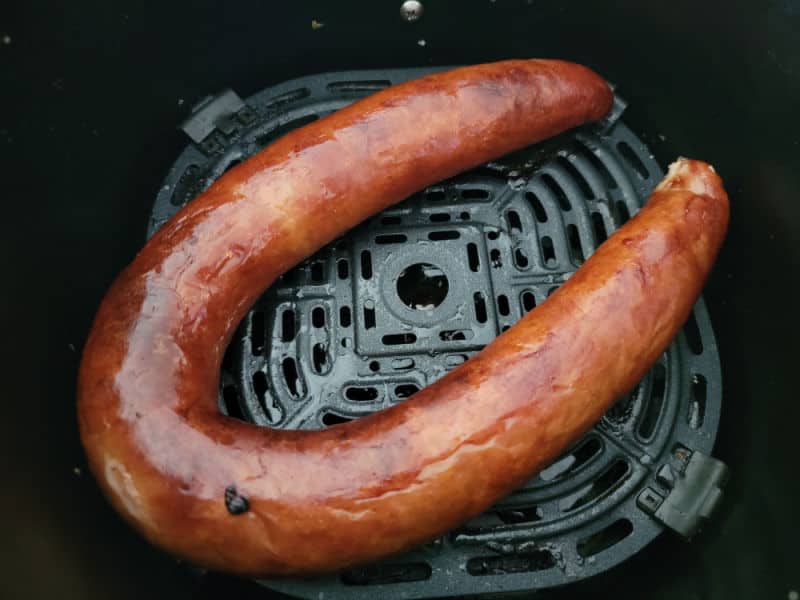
[397,263,449,310]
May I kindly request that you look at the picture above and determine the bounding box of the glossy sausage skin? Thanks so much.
[78,60,725,576]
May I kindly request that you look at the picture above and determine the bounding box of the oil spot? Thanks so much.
[225,485,249,515]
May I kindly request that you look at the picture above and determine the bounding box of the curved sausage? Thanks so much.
[78,60,726,576]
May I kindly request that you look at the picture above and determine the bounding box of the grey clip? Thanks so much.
[180,89,256,154]
[598,89,628,133]
[637,450,729,538]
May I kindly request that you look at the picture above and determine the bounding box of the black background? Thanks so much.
[2,1,799,598]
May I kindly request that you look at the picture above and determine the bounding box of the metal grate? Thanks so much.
[149,68,725,599]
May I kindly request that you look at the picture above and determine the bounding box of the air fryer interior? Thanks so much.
[2,2,799,599]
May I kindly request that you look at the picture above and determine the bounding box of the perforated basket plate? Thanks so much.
[149,68,723,600]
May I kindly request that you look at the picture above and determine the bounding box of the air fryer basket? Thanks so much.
[152,68,727,599]
[2,2,799,600]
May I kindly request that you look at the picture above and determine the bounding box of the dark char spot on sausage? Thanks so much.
[225,485,249,515]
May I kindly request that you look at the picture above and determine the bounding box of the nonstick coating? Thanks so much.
[2,1,799,599]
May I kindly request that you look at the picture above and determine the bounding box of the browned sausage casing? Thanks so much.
[77,60,727,576]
